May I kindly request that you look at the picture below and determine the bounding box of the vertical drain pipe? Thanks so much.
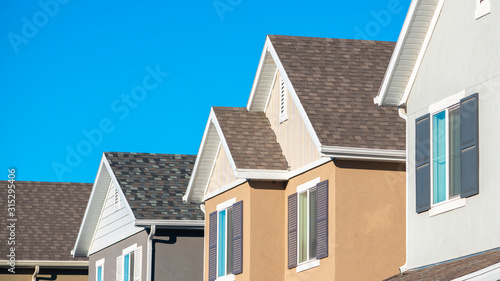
[147,225,157,281]
[32,265,39,281]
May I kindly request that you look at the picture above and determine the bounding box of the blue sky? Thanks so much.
[0,0,411,183]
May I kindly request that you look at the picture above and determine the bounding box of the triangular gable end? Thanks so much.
[73,153,141,257]
[246,36,322,152]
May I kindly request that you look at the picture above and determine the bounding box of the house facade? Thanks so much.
[184,35,407,281]
[375,0,500,277]
[0,181,91,281]
[73,152,204,281]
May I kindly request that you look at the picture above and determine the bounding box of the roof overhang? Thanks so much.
[134,219,204,229]
[0,260,89,268]
[375,0,443,107]
[320,146,406,162]
[72,153,136,257]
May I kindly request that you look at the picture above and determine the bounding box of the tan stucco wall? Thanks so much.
[204,180,285,281]
[334,160,405,281]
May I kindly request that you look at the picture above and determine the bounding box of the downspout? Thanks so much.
[147,225,156,281]
[398,106,409,273]
[32,265,39,281]
[200,204,206,281]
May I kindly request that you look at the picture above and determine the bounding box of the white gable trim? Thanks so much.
[320,146,406,162]
[102,154,136,220]
[375,0,443,107]
[135,220,204,228]
[210,109,238,174]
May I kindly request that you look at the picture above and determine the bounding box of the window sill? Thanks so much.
[429,197,466,217]
[216,274,235,281]
[296,259,320,273]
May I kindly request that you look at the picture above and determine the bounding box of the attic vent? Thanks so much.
[111,181,120,211]
[279,76,288,123]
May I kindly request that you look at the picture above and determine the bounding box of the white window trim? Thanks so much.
[428,91,465,207]
[215,274,235,281]
[475,0,491,19]
[296,259,320,273]
[96,258,105,281]
[122,244,137,255]
[429,197,466,217]
[217,198,236,211]
[296,178,320,193]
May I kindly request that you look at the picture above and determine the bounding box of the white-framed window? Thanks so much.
[279,75,288,123]
[297,178,319,266]
[216,198,235,279]
[96,258,105,281]
[475,0,491,19]
[116,244,142,281]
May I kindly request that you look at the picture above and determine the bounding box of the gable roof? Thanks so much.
[268,35,405,151]
[104,152,203,220]
[385,247,500,281]
[74,152,203,257]
[0,181,91,263]
[374,0,442,106]
[213,107,288,170]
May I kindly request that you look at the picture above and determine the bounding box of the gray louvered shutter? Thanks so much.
[316,180,329,259]
[116,255,123,281]
[461,93,479,198]
[232,201,243,275]
[288,193,298,269]
[416,114,431,213]
[208,211,217,281]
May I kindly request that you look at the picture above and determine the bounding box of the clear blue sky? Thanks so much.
[0,0,411,183]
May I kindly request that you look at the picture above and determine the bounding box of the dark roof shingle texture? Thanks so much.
[269,35,405,150]
[385,247,500,281]
[0,181,92,261]
[105,152,203,220]
[213,107,288,170]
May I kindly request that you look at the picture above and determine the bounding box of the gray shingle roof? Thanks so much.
[385,247,500,281]
[0,181,92,261]
[213,107,288,170]
[104,152,203,220]
[269,35,405,151]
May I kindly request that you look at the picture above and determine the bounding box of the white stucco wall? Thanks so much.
[405,0,500,269]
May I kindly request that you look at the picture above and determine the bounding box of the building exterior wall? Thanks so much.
[89,230,148,281]
[405,0,500,268]
[333,160,405,280]
[265,71,320,170]
[207,144,237,194]
[204,180,285,281]
[153,229,204,281]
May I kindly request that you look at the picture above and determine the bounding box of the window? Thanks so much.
[279,75,288,123]
[208,199,243,281]
[116,244,142,281]
[96,259,104,281]
[475,0,490,19]
[288,179,329,272]
[415,93,479,214]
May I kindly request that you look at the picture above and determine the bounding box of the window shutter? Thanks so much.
[116,255,123,281]
[415,114,431,213]
[288,193,298,269]
[232,201,243,275]
[208,211,217,281]
[133,247,142,281]
[316,180,329,259]
[461,93,479,198]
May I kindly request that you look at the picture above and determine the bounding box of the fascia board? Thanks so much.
[235,169,289,180]
[72,155,106,257]
[184,109,216,202]
[247,36,271,111]
[0,260,89,267]
[134,220,204,229]
[375,0,421,106]
[321,146,406,162]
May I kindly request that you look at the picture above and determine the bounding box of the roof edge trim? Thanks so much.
[134,220,204,229]
[321,146,406,162]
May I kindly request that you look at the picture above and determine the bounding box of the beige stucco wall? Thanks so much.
[204,180,285,281]
[265,71,320,170]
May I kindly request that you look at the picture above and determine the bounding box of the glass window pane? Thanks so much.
[124,254,130,281]
[97,266,102,281]
[218,210,226,277]
[433,111,447,204]
[449,106,461,198]
[227,208,233,275]
[299,192,308,263]
[309,188,317,260]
